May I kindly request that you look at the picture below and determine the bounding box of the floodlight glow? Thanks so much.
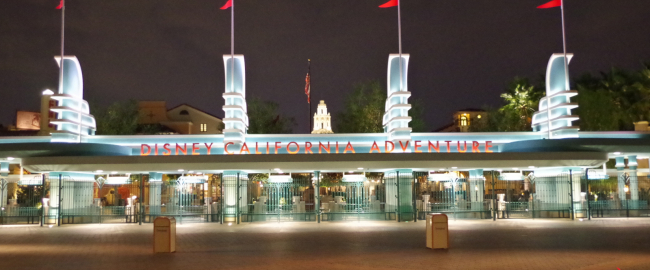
[342,172,365,182]
[500,173,524,181]
[178,175,208,183]
[428,172,453,181]
[269,173,291,183]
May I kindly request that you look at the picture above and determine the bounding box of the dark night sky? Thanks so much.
[1,0,649,133]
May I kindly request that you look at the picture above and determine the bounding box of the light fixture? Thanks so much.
[451,167,458,169]
[358,167,364,170]
[95,170,103,173]
[197,172,203,175]
[349,171,354,173]
[613,152,621,155]
[274,168,281,171]
[178,169,184,172]
[440,169,445,171]
[7,157,15,161]
[188,171,194,174]
[528,166,535,169]
[111,171,118,174]
[42,89,54,95]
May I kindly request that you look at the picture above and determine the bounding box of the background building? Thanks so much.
[138,101,223,135]
[435,108,487,132]
[312,100,333,134]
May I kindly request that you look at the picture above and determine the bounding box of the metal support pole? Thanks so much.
[491,171,496,221]
[586,169,591,221]
[139,174,144,225]
[57,174,62,226]
[40,174,45,227]
[569,170,574,220]
[412,173,417,222]
[396,171,400,222]
[315,171,320,223]
[220,173,223,224]
[236,172,240,225]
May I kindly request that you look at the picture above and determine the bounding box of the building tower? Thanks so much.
[312,100,333,134]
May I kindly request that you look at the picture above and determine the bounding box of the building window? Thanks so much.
[460,115,468,126]
[180,110,189,115]
[200,124,207,132]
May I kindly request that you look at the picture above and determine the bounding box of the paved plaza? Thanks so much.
[1,219,649,270]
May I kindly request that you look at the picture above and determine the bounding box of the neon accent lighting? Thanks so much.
[50,56,97,143]
[222,54,249,146]
[531,53,579,139]
[383,54,412,143]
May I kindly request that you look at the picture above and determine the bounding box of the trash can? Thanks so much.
[153,217,176,253]
[426,213,449,249]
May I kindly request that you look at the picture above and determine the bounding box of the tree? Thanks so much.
[336,80,386,133]
[471,77,544,132]
[337,80,427,133]
[93,99,165,135]
[575,64,650,131]
[247,97,295,134]
[94,100,139,135]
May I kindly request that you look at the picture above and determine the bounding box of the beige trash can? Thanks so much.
[426,213,449,249]
[153,217,176,253]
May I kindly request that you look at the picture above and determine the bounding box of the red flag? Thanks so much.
[56,0,64,9]
[220,0,232,10]
[379,0,398,8]
[537,0,561,9]
[304,73,311,103]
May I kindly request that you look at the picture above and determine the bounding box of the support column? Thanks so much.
[0,162,8,208]
[223,171,247,223]
[148,172,162,215]
[628,156,639,202]
[314,171,320,223]
[615,156,627,201]
[469,169,485,211]
[387,169,413,222]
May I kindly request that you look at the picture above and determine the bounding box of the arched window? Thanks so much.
[179,110,189,115]
[460,115,468,126]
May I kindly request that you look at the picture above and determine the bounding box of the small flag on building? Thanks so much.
[221,0,232,10]
[537,0,561,9]
[379,0,398,8]
[56,0,64,9]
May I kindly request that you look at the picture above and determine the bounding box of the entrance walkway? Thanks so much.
[1,219,649,270]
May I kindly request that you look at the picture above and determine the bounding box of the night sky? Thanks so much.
[1,0,649,133]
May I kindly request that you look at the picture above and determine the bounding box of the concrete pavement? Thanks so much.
[0,219,649,270]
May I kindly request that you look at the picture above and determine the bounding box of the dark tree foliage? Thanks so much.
[337,80,427,133]
[247,97,295,134]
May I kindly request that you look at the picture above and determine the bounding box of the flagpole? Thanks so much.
[308,59,312,133]
[397,0,403,92]
[59,1,65,95]
[231,0,234,96]
[560,1,569,92]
